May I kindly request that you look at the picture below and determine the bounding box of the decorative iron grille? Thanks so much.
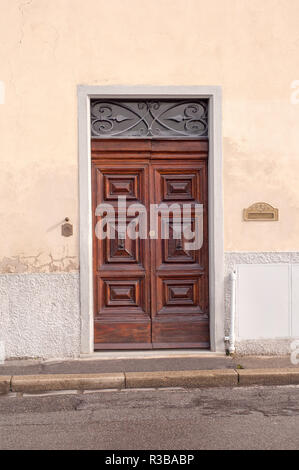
[90,100,208,138]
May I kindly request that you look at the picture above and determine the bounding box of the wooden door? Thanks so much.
[92,140,209,349]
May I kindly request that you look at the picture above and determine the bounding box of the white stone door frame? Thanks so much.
[78,85,224,354]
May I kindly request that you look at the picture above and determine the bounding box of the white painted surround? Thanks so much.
[77,85,224,354]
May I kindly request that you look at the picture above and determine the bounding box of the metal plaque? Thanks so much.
[243,202,279,221]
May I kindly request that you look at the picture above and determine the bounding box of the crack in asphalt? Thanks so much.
[2,386,299,420]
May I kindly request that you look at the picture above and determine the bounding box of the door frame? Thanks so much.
[78,85,224,354]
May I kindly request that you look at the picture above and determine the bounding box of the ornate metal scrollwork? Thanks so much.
[90,100,208,138]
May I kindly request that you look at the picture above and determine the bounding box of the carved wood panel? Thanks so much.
[92,140,209,349]
[150,160,209,347]
[92,159,151,347]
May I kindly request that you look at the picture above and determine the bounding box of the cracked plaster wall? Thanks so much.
[0,253,78,274]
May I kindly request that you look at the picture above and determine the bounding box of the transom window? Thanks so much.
[90,99,208,138]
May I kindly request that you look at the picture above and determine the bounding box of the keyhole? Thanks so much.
[177,238,183,250]
[118,231,126,250]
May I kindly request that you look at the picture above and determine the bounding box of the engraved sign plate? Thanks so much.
[243,202,279,221]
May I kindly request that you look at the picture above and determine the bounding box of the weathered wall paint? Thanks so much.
[1,0,299,270]
[0,253,78,274]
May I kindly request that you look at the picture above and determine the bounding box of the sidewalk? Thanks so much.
[0,354,296,376]
[1,354,298,395]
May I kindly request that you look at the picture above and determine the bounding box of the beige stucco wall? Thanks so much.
[1,0,299,273]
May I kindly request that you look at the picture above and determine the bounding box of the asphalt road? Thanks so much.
[1,385,299,450]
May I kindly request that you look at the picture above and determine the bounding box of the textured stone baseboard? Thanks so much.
[0,272,80,359]
[235,339,294,356]
[1,253,299,360]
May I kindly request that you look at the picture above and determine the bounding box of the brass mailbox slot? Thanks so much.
[243,202,278,221]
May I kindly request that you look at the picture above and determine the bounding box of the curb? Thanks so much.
[11,373,124,394]
[238,368,299,386]
[1,368,299,395]
[0,376,11,395]
[125,369,237,388]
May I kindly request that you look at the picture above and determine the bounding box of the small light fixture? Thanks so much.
[61,217,73,237]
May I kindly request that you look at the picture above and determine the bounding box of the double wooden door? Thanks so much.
[92,139,209,349]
